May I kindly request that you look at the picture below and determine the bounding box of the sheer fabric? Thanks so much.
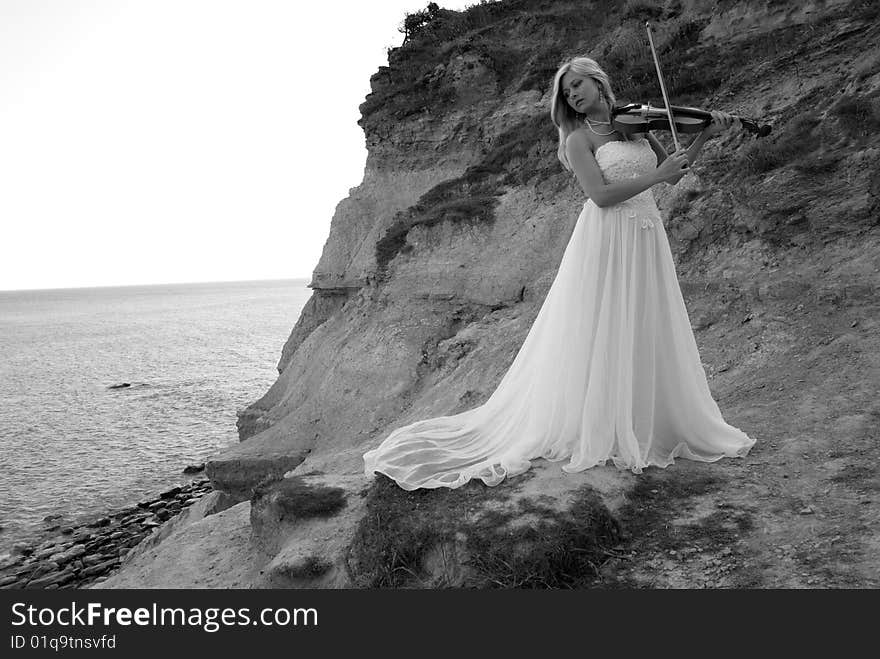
[363,137,755,490]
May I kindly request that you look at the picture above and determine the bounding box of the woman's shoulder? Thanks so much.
[566,127,597,154]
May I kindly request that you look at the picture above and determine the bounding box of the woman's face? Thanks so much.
[560,72,600,114]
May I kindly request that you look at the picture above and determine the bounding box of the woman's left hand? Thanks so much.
[703,110,736,137]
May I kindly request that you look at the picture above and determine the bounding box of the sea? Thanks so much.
[0,278,311,554]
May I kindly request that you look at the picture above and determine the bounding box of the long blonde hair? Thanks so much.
[550,57,627,174]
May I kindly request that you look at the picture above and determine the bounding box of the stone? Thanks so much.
[123,535,146,548]
[121,514,149,526]
[83,540,106,554]
[49,545,86,565]
[0,553,20,570]
[26,569,75,589]
[81,555,108,567]
[81,559,119,578]
[160,486,183,499]
[11,543,33,557]
[33,546,59,561]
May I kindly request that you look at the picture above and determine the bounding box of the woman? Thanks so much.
[363,57,756,491]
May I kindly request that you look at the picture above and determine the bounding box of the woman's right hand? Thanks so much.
[654,148,690,184]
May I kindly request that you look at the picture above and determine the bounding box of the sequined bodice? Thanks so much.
[592,137,661,229]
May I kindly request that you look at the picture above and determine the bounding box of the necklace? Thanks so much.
[583,115,615,136]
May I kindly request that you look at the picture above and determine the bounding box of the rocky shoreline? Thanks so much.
[0,477,214,589]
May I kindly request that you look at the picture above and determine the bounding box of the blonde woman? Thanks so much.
[363,56,755,491]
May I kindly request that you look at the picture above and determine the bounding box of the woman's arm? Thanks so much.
[685,110,736,165]
[566,131,688,207]
[645,131,668,165]
[647,131,690,185]
[646,111,736,185]
[684,130,710,165]
[657,132,704,186]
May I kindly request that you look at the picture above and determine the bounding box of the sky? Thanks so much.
[0,0,478,291]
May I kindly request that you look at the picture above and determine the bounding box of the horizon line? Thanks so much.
[0,276,312,294]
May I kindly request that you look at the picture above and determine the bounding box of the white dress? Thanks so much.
[363,137,756,490]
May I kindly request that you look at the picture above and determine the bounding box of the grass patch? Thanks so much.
[347,473,621,588]
[601,15,712,105]
[849,0,880,20]
[792,152,842,176]
[516,43,569,95]
[278,555,335,581]
[374,111,557,275]
[360,1,612,128]
[362,0,852,130]
[736,112,820,176]
[831,93,880,140]
[597,469,761,588]
[251,475,347,519]
[620,0,664,21]
[374,190,502,276]
[465,493,623,588]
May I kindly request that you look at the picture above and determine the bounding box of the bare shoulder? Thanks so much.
[565,128,596,157]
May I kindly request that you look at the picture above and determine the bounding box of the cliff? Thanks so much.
[98,0,880,588]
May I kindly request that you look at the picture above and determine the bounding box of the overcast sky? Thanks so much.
[0,0,476,291]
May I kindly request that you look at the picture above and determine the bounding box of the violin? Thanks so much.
[626,22,772,150]
[611,103,772,138]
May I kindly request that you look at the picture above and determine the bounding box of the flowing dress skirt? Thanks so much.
[363,198,756,490]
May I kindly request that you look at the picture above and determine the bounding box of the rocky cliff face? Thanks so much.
[210,0,878,493]
[106,0,880,588]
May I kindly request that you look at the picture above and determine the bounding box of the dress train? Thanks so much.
[363,138,755,490]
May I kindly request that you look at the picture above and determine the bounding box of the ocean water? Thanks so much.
[0,278,310,553]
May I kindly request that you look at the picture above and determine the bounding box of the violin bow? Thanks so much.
[645,22,681,151]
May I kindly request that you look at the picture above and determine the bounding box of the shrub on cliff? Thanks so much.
[361,0,608,124]
[373,112,557,276]
[347,474,621,588]
[399,2,443,45]
[737,112,820,176]
[251,475,347,519]
[831,92,880,140]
